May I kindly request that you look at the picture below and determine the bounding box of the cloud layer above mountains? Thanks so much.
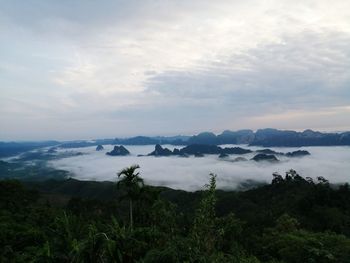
[1,0,350,140]
[49,145,350,191]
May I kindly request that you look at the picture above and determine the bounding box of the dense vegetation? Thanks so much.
[1,168,350,262]
[0,160,69,181]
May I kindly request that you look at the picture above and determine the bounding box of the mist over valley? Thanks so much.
[42,144,350,191]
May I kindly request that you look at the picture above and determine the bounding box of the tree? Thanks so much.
[272,172,284,184]
[117,165,144,231]
[191,173,219,258]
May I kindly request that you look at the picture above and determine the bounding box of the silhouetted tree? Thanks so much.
[272,172,283,184]
[117,165,144,231]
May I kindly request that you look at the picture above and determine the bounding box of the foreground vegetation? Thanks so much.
[1,168,350,262]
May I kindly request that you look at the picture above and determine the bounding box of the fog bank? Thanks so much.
[48,145,350,191]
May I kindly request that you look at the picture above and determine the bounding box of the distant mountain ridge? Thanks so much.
[1,129,349,157]
[251,128,350,147]
[54,129,350,148]
[186,129,350,147]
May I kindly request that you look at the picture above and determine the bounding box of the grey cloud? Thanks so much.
[145,30,350,114]
[1,0,350,140]
[0,0,216,40]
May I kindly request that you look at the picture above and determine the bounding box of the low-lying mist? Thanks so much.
[48,145,350,191]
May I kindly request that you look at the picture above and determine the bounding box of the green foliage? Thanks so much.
[0,160,69,181]
[261,225,350,262]
[191,173,219,255]
[1,167,350,262]
[117,165,144,201]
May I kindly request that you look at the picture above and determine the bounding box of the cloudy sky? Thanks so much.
[1,0,350,140]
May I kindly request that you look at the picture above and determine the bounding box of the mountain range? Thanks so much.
[1,129,349,157]
[59,128,350,148]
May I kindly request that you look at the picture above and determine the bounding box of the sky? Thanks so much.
[1,0,350,140]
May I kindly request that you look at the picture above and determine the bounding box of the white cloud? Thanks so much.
[48,145,350,191]
[0,0,350,139]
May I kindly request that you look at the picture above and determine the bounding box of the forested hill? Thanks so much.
[2,170,350,262]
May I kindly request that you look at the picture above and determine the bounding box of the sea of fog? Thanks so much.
[46,145,350,191]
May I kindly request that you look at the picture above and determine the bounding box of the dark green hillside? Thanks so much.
[1,168,350,262]
[0,160,68,181]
